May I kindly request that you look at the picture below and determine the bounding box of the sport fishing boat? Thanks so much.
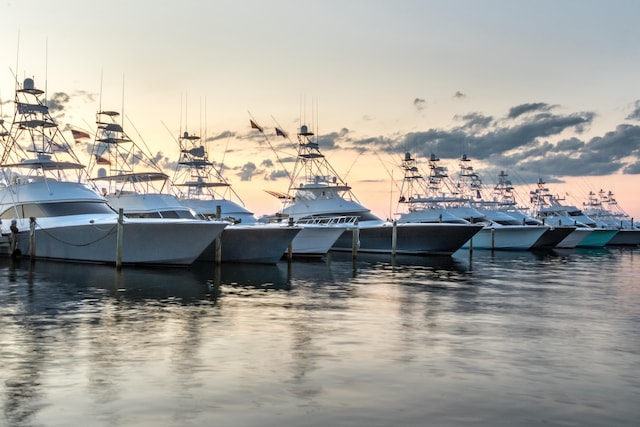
[269,125,482,255]
[87,110,293,263]
[480,170,575,249]
[529,180,618,248]
[582,189,640,246]
[396,153,545,251]
[171,129,300,263]
[0,78,225,265]
[251,120,353,257]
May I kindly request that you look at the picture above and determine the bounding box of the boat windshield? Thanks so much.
[1,201,115,220]
[299,211,380,222]
[124,210,197,219]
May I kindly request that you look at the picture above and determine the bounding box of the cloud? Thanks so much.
[150,151,168,166]
[72,90,96,103]
[238,162,258,181]
[46,91,71,119]
[625,100,640,121]
[314,128,350,151]
[555,137,585,151]
[207,130,236,141]
[456,112,493,131]
[336,101,640,183]
[266,170,289,180]
[623,161,640,174]
[507,102,554,119]
[235,101,640,188]
[413,98,426,111]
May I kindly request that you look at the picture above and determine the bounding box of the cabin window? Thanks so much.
[0,201,115,220]
[159,210,197,219]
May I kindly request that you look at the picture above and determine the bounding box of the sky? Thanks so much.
[2,0,640,221]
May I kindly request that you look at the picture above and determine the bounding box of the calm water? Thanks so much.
[1,247,639,427]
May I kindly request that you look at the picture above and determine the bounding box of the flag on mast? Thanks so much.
[250,119,263,133]
[50,141,69,153]
[72,129,91,143]
[275,127,288,138]
[95,154,111,165]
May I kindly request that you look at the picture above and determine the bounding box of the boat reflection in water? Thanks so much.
[1,245,638,427]
[2,258,292,303]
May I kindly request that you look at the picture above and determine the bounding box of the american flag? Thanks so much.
[95,154,111,165]
[250,119,263,133]
[72,129,91,142]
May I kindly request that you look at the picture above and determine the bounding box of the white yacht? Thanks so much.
[270,126,482,255]
[0,78,225,265]
[529,180,618,248]
[88,111,294,264]
[582,190,640,246]
[396,153,545,251]
[481,170,575,249]
[171,130,301,263]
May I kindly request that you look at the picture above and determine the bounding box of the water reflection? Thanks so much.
[1,248,639,426]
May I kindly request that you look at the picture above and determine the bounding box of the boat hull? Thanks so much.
[556,228,590,248]
[605,229,640,246]
[576,229,618,248]
[289,226,346,257]
[461,225,548,251]
[332,223,483,255]
[530,226,576,249]
[198,225,301,264]
[10,219,225,266]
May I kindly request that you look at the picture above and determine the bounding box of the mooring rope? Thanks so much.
[29,220,119,247]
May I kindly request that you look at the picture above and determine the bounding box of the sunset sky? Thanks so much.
[2,0,640,221]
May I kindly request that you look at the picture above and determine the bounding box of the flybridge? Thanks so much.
[90,172,169,183]
[16,102,49,115]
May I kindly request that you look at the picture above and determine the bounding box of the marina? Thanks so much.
[1,247,639,426]
[1,3,640,425]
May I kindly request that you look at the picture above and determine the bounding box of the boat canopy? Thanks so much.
[90,171,168,183]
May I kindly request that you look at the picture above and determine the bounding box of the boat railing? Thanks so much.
[295,215,359,227]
